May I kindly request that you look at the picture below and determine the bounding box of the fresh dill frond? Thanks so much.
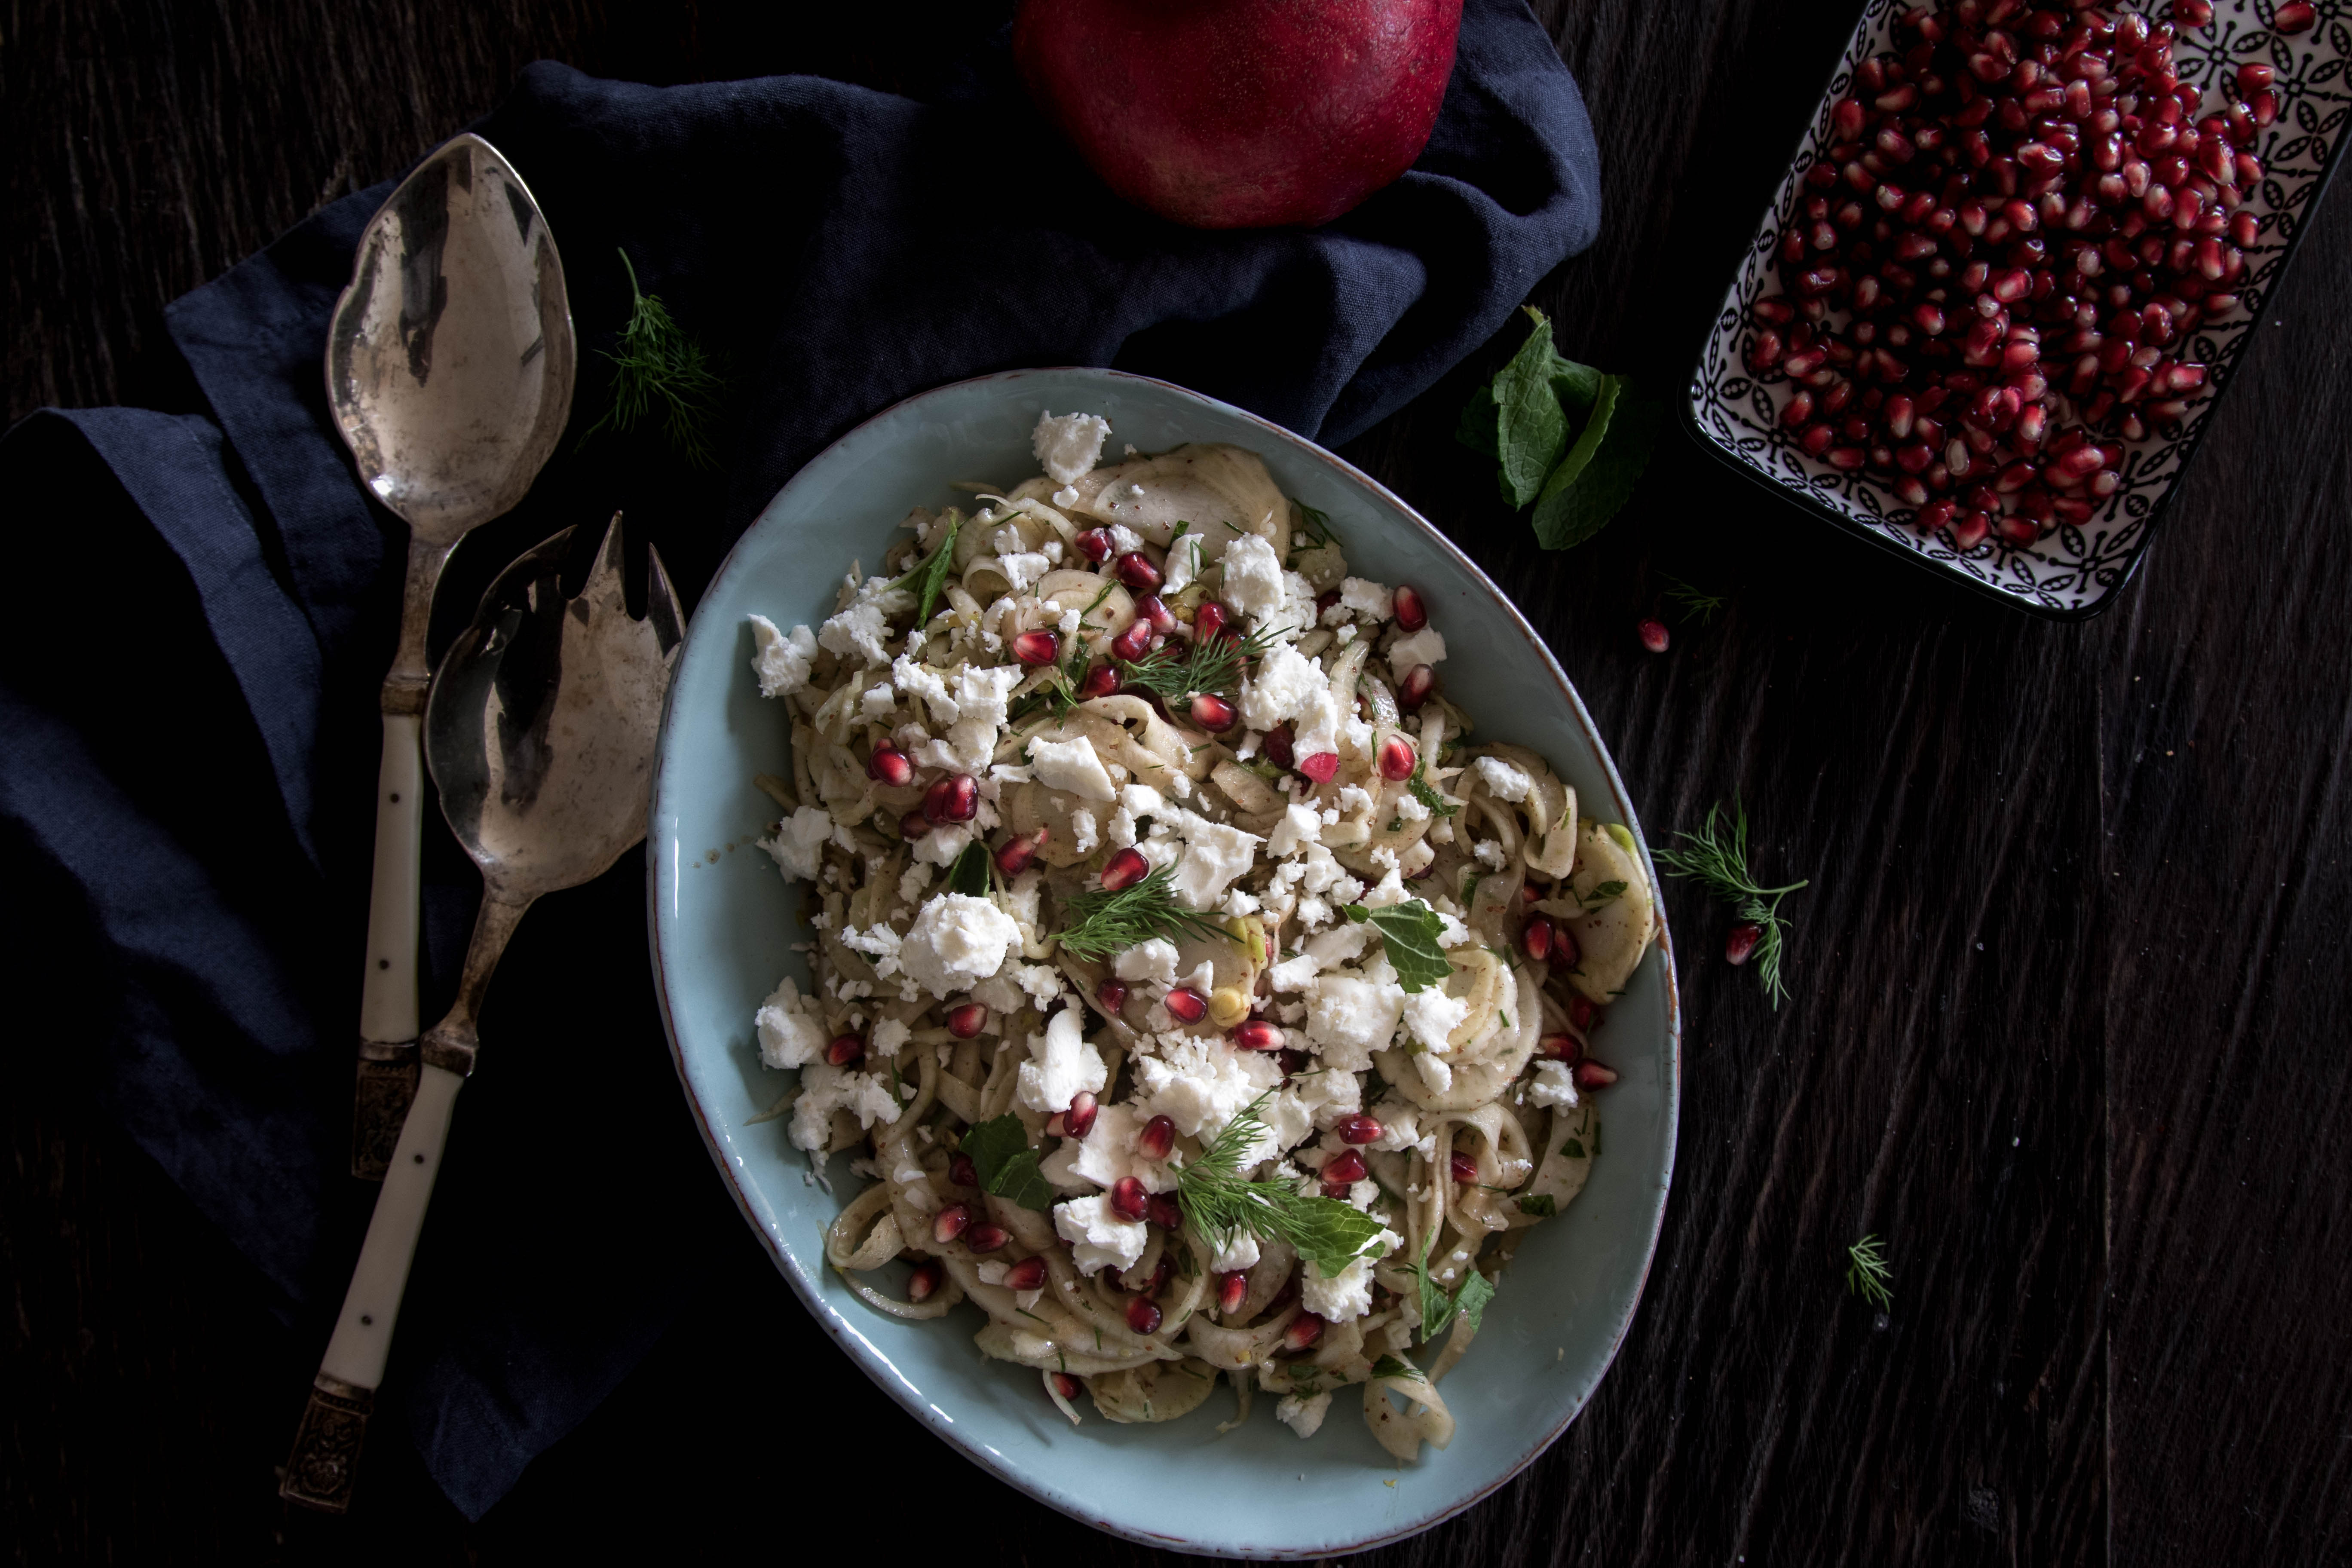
[1116,622,1283,702]
[1052,865,1229,961]
[1654,798,1808,1009]
[1175,1091,1387,1278]
[580,248,723,467]
[1845,1233,1894,1309]
[1293,501,1340,548]
[1660,573,1727,625]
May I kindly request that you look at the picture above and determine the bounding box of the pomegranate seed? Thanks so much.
[1262,725,1295,769]
[1322,1149,1368,1186]
[1283,1314,1326,1352]
[965,1222,1010,1254]
[1522,915,1556,963]
[1725,922,1762,966]
[934,1204,973,1244]
[1127,1296,1164,1335]
[1109,620,1155,663]
[1063,1090,1099,1141]
[907,1259,945,1303]
[2274,2,2315,33]
[1079,662,1121,698]
[1075,527,1113,563]
[1450,1152,1479,1184]
[924,774,979,824]
[1134,594,1177,634]
[2172,0,2211,26]
[1164,987,1208,1024]
[995,826,1048,877]
[825,1033,864,1067]
[1191,693,1238,731]
[1230,1020,1284,1050]
[1095,978,1129,1014]
[1297,751,1341,784]
[2237,64,2273,98]
[1011,629,1060,667]
[866,743,913,787]
[1539,1033,1580,1063]
[1378,735,1417,781]
[1004,1255,1048,1292]
[1636,618,1670,653]
[1192,601,1229,643]
[1749,329,1785,372]
[947,1002,988,1039]
[1051,1371,1082,1400]
[1216,1271,1248,1314]
[1112,551,1162,592]
[1574,1060,1620,1090]
[1099,847,1150,891]
[949,1152,978,1187]
[1336,1114,1383,1145]
[1568,995,1599,1032]
[1397,664,1436,710]
[1146,1193,1183,1229]
[1392,585,1428,632]
[1109,1177,1148,1221]
[1139,1115,1176,1161]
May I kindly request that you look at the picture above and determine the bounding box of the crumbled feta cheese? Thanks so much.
[820,596,896,668]
[1528,1060,1581,1108]
[1134,1037,1281,1142]
[1114,938,1181,986]
[1277,1390,1333,1439]
[837,923,903,979]
[1473,756,1535,802]
[1109,524,1144,555]
[1306,974,1409,1067]
[1054,1193,1147,1275]
[1041,1100,1175,1194]
[1291,686,1344,760]
[1001,551,1052,592]
[1222,888,1260,917]
[760,805,836,882]
[747,616,817,697]
[1267,802,1323,859]
[788,1061,901,1151]
[1473,838,1508,870]
[1402,988,1469,1052]
[1070,806,1099,855]
[1385,627,1447,676]
[861,683,898,722]
[1027,733,1119,802]
[1011,963,1066,1004]
[1051,485,1080,508]
[1163,531,1205,596]
[1301,1250,1380,1322]
[945,664,1024,769]
[754,976,826,1068]
[1219,532,1287,621]
[1413,1053,1454,1094]
[913,822,976,867]
[1173,817,1262,910]
[1032,411,1111,487]
[1210,1231,1261,1273]
[1267,952,1319,994]
[1015,1006,1108,1114]
[1239,641,1324,732]
[1338,578,1394,622]
[871,1017,913,1058]
[898,893,1020,997]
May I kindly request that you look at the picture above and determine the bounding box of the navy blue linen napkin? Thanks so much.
[0,0,1597,1520]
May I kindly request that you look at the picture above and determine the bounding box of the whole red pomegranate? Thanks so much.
[1013,0,1464,230]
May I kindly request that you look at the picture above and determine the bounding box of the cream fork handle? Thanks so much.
[352,710,424,1177]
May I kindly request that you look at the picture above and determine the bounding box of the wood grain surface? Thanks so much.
[6,1,2348,1563]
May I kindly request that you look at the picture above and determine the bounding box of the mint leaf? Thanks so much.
[890,511,961,628]
[1407,757,1461,818]
[1449,1265,1495,1335]
[1517,1192,1557,1218]
[946,839,992,897]
[1455,382,1502,459]
[1492,307,1571,507]
[1343,900,1452,993]
[962,1114,1054,1212]
[1561,1137,1587,1158]
[1370,1354,1425,1382]
[1409,1228,1499,1343]
[1531,377,1660,551]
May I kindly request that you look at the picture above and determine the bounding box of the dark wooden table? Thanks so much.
[9,2,2349,1562]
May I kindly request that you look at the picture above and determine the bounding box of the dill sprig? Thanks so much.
[1117,622,1283,703]
[1845,1233,1894,1309]
[1660,573,1727,625]
[580,248,723,468]
[1176,1092,1387,1279]
[1653,799,1807,1009]
[1052,864,1229,961]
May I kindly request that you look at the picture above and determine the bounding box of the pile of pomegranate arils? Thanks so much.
[1748,0,2307,553]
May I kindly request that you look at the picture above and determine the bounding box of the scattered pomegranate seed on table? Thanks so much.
[1725,921,1764,965]
[1754,0,2264,552]
[1637,618,1670,653]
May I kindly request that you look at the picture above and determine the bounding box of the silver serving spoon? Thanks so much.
[280,516,680,1513]
[328,132,576,1180]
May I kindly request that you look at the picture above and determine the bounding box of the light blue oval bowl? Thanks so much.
[647,368,1681,1559]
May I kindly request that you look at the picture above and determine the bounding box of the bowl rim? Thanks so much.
[1680,0,2352,624]
[645,364,1683,1557]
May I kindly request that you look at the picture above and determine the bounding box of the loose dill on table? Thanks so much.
[578,248,724,467]
[1654,798,1808,1009]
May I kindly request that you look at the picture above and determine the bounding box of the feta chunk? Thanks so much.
[1133,1037,1281,1143]
[1054,1193,1147,1275]
[1337,578,1394,622]
[1032,411,1111,487]
[1385,627,1447,676]
[1114,938,1181,986]
[1173,817,1262,910]
[1070,807,1099,855]
[1472,756,1535,803]
[1219,532,1287,621]
[754,975,826,1068]
[1276,1390,1332,1439]
[1401,987,1470,1052]
[820,597,895,668]
[1267,802,1323,859]
[898,892,1019,997]
[1300,1251,1379,1322]
[788,1061,901,1152]
[747,616,817,697]
[1306,974,1408,1067]
[1528,1060,1581,1108]
[1239,641,1324,732]
[1015,1005,1108,1115]
[760,805,837,882]
[1027,733,1119,802]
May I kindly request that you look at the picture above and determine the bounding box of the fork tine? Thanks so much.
[643,542,684,652]
[579,511,626,609]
